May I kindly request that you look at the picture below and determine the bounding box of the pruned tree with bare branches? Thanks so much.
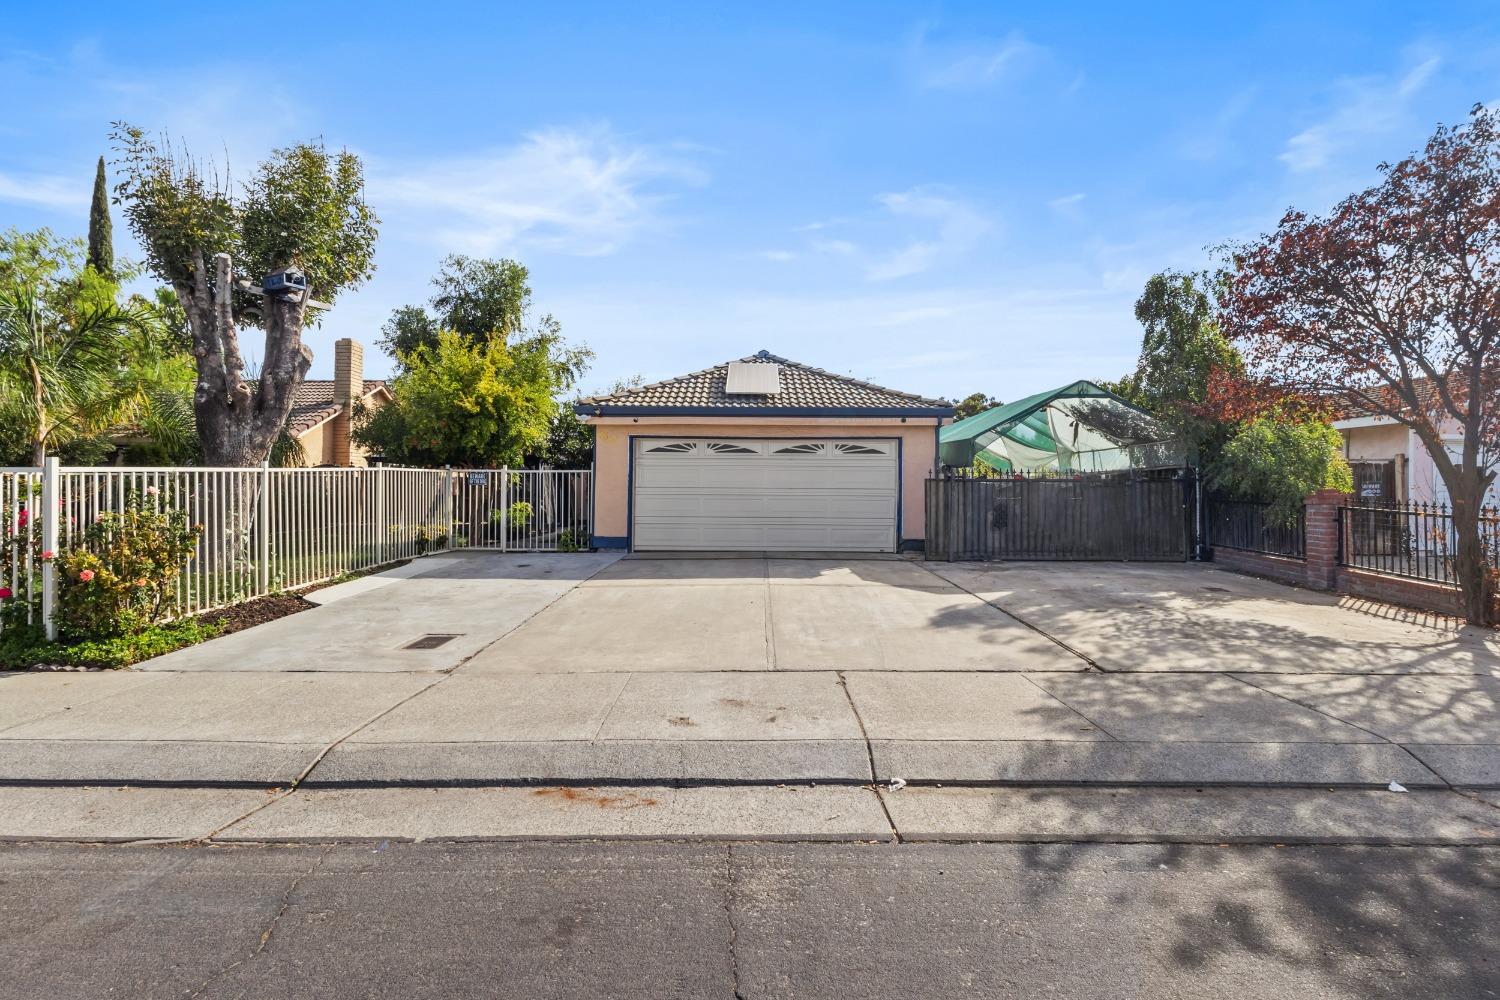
[111,124,379,467]
[1219,104,1500,624]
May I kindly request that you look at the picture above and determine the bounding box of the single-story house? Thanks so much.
[1333,375,1498,506]
[286,338,392,467]
[574,351,955,552]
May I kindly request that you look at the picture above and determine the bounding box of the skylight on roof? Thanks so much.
[725,362,781,395]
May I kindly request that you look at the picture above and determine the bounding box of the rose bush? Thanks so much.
[54,491,200,639]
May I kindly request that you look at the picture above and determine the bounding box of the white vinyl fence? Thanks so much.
[1,460,592,639]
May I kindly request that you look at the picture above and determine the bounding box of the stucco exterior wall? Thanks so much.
[587,415,945,548]
[1340,423,1407,461]
[292,391,389,468]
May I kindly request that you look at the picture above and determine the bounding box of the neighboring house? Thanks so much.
[575,351,954,552]
[287,338,391,467]
[1332,376,1498,506]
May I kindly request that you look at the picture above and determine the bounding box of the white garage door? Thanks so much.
[632,438,899,551]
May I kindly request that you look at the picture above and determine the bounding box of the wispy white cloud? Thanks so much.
[1178,87,1257,163]
[1280,52,1442,172]
[908,25,1046,91]
[864,187,990,281]
[811,237,858,256]
[372,126,708,256]
[0,171,87,210]
[1048,192,1086,221]
[757,249,796,262]
[560,283,1140,401]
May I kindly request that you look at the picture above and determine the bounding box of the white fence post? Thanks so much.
[41,457,58,641]
[500,467,509,553]
[375,464,386,565]
[443,466,454,551]
[257,460,271,594]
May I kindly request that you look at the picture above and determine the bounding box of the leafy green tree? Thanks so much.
[1120,271,1243,462]
[0,284,149,464]
[377,255,556,361]
[533,375,643,469]
[378,304,439,361]
[87,156,113,279]
[0,227,85,292]
[1215,418,1353,517]
[356,330,590,467]
[111,123,379,466]
[953,392,999,420]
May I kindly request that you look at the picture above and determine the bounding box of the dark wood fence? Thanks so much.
[925,473,1193,561]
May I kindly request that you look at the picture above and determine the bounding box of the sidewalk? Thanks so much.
[3,669,1497,789]
[4,550,1499,844]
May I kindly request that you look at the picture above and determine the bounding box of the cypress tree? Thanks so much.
[87,155,113,279]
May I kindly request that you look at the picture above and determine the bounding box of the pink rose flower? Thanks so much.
[0,586,12,599]
[78,570,94,583]
[41,550,53,560]
[135,577,149,588]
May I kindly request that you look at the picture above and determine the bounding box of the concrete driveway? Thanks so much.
[142,551,1500,677]
[6,551,1499,805]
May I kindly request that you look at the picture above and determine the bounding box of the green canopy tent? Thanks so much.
[938,380,1185,474]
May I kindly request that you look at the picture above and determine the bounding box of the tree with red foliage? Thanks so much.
[1218,104,1500,624]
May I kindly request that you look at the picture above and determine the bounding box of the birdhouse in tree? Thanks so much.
[262,269,308,297]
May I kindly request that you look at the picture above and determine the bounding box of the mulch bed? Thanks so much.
[196,594,315,637]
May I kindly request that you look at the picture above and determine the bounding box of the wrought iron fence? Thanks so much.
[1205,495,1306,559]
[19,460,592,638]
[1338,500,1500,584]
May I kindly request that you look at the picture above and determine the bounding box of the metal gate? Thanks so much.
[925,472,1194,561]
[449,468,593,551]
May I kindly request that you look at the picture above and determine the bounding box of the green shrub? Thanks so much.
[412,524,449,554]
[557,528,586,553]
[0,619,220,670]
[1215,418,1353,519]
[490,501,534,530]
[53,489,200,640]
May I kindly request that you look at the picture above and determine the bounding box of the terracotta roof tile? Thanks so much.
[576,351,951,413]
[287,379,387,435]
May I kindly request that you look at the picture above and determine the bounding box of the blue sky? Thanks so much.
[2,2,1497,402]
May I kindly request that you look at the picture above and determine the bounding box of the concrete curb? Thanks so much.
[0,740,323,787]
[871,739,1447,788]
[305,740,876,786]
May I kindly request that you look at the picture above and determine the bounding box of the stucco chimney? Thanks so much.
[332,338,363,467]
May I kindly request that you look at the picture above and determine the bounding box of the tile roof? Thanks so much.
[288,379,388,435]
[1333,376,1445,422]
[575,351,952,414]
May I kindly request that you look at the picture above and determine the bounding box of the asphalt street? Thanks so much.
[2,840,1496,999]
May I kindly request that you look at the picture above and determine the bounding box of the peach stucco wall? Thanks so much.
[587,416,945,548]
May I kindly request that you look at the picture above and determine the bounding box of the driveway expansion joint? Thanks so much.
[912,560,1101,670]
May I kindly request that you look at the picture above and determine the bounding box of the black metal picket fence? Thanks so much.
[1338,500,1500,585]
[1205,495,1306,559]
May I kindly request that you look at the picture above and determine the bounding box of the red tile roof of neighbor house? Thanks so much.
[1334,375,1452,422]
[575,351,952,413]
[288,380,388,435]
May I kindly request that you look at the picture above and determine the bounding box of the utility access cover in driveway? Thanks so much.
[404,634,462,650]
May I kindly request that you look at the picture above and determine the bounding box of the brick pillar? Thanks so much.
[331,338,363,467]
[1302,488,1350,590]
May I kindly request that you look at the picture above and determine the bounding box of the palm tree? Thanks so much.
[0,284,146,464]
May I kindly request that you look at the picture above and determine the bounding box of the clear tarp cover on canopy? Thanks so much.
[938,380,1186,473]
